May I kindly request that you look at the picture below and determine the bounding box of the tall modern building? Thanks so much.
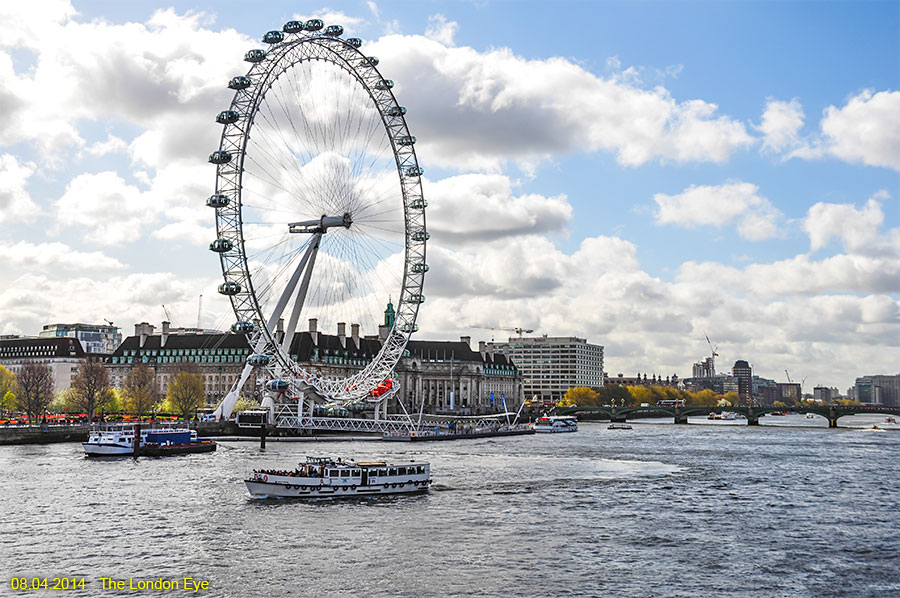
[851,375,900,406]
[0,337,87,393]
[39,323,122,354]
[487,335,603,403]
[732,360,752,402]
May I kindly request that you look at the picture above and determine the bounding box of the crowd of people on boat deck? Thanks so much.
[252,465,327,478]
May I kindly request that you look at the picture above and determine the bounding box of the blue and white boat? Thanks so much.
[83,425,216,457]
[534,415,578,433]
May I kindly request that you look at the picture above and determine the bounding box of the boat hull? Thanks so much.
[245,479,430,498]
[83,443,134,456]
[83,441,217,457]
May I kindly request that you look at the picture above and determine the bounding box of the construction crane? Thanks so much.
[470,325,534,342]
[704,332,718,360]
[785,370,792,383]
[197,294,203,329]
[162,305,173,324]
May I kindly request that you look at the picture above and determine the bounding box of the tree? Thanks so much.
[70,360,113,418]
[561,386,600,406]
[166,372,205,421]
[124,365,158,419]
[16,363,54,422]
[0,365,17,417]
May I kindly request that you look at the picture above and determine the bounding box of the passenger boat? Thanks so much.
[83,425,216,457]
[533,416,578,433]
[607,423,633,430]
[245,456,431,498]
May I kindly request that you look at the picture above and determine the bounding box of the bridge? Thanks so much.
[554,404,900,428]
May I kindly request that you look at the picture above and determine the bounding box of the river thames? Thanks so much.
[1,415,898,597]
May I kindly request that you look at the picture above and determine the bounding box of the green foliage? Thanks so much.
[0,365,16,415]
[561,386,600,406]
[166,372,205,421]
[233,396,260,413]
[124,365,158,417]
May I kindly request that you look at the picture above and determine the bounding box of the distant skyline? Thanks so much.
[0,1,897,390]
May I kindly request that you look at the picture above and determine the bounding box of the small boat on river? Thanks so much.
[607,423,633,430]
[83,425,216,457]
[245,456,431,498]
[534,416,577,433]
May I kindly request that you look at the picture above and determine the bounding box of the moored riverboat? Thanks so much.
[245,456,431,498]
[83,425,216,457]
[534,416,577,433]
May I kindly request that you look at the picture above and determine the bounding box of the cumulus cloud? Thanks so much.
[425,174,571,245]
[653,181,781,240]
[368,35,754,171]
[425,14,458,46]
[0,241,124,270]
[821,89,900,171]
[804,194,890,254]
[757,98,804,153]
[0,154,38,222]
[55,172,148,245]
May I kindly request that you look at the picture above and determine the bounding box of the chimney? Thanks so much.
[136,322,154,348]
[478,340,486,354]
[337,322,347,347]
[308,318,318,344]
[276,317,285,344]
[350,323,360,348]
[378,324,389,341]
[161,321,170,348]
[460,335,471,348]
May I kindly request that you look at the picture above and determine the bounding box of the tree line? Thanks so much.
[0,361,207,423]
[560,385,862,408]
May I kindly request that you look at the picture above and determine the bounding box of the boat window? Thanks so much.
[397,467,406,475]
[351,469,360,477]
[379,469,387,476]
[388,468,397,476]
[329,469,340,477]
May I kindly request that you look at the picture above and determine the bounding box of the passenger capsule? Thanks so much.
[209,151,233,165]
[266,379,289,392]
[218,281,241,295]
[363,56,379,67]
[408,294,426,304]
[346,37,362,48]
[375,79,394,90]
[397,135,416,146]
[323,25,344,36]
[247,353,270,367]
[262,30,285,44]
[228,76,252,90]
[386,106,407,117]
[411,230,430,242]
[409,198,427,209]
[399,323,419,333]
[304,19,324,31]
[231,321,255,333]
[283,21,304,34]
[404,166,424,178]
[411,263,429,273]
[244,49,267,63]
[207,194,229,208]
[216,110,240,125]
[209,238,233,253]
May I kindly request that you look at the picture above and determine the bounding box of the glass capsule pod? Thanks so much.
[404,166,424,177]
[323,25,344,36]
[218,281,241,295]
[207,194,229,208]
[216,110,240,124]
[209,239,233,253]
[375,79,394,90]
[399,323,419,333]
[412,230,430,242]
[283,21,304,33]
[208,151,232,164]
[262,30,285,44]
[304,19,324,31]
[397,136,416,146]
[408,294,426,304]
[346,37,362,48]
[386,106,407,116]
[409,198,427,209]
[363,56,379,66]
[247,354,270,367]
[228,76,251,90]
[231,321,255,333]
[411,263,429,273]
[266,379,289,392]
[244,49,267,63]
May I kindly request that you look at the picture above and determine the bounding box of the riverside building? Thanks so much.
[487,335,603,404]
[0,336,87,393]
[39,322,122,354]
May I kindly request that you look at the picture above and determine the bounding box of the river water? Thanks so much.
[1,414,898,597]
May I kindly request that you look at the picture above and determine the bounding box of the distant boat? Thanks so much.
[83,424,216,457]
[534,416,577,433]
[607,423,632,430]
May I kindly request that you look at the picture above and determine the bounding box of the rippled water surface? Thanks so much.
[2,415,899,597]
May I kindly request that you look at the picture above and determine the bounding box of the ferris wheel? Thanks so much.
[208,20,427,417]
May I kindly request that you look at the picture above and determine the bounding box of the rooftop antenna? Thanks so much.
[197,294,203,329]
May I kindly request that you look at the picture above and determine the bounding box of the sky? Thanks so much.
[0,0,897,391]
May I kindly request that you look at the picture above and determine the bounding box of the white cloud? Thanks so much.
[0,153,38,223]
[821,89,900,171]
[804,193,895,255]
[757,98,804,153]
[368,35,754,171]
[425,14,458,46]
[653,182,781,240]
[0,241,124,270]
[55,171,148,245]
[425,174,571,245]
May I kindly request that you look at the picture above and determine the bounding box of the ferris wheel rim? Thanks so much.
[210,24,427,403]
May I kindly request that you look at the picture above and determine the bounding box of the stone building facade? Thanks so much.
[0,337,87,394]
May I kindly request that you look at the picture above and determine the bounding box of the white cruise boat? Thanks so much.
[533,416,578,433]
[83,425,215,457]
[245,456,431,498]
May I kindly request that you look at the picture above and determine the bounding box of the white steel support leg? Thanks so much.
[280,233,321,357]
